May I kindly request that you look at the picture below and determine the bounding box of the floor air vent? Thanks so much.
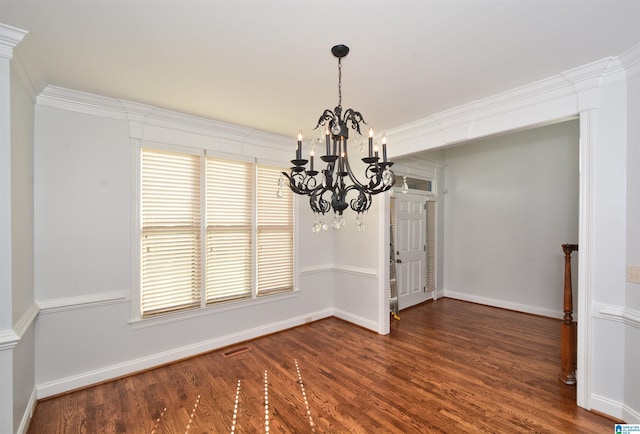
[222,346,252,358]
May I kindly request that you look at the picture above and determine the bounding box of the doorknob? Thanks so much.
[396,259,402,263]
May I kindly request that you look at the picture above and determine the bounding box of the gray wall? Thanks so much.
[442,120,579,317]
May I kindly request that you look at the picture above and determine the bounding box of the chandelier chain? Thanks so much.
[337,58,342,107]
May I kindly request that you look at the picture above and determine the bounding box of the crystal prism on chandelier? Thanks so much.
[279,44,399,231]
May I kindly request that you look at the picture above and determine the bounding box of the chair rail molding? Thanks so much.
[37,290,129,314]
[593,302,640,329]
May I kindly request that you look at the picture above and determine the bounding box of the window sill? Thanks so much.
[129,289,300,330]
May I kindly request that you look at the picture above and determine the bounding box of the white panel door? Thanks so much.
[395,192,427,310]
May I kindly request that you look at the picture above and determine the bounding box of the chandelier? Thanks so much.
[279,44,396,232]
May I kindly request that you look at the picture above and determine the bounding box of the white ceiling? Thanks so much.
[2,0,640,139]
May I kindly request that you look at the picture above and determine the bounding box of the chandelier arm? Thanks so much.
[310,186,333,214]
[364,164,384,190]
[341,184,372,214]
[283,171,318,195]
[315,109,336,130]
[342,108,367,135]
[365,163,396,194]
[283,172,305,195]
[341,142,372,191]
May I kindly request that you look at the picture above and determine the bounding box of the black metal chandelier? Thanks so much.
[279,44,396,232]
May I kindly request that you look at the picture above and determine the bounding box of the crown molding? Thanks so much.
[561,57,622,110]
[387,50,637,157]
[34,41,640,161]
[620,42,640,79]
[37,86,292,156]
[392,156,444,180]
[387,71,580,156]
[37,85,128,120]
[134,102,291,153]
[11,34,47,101]
[0,23,27,60]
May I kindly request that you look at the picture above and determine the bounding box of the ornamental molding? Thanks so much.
[37,85,292,155]
[594,302,640,329]
[0,23,27,60]
[14,302,39,338]
[620,42,640,79]
[11,33,47,99]
[0,329,19,350]
[37,86,129,120]
[387,45,640,157]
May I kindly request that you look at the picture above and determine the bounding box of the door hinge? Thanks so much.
[423,286,426,292]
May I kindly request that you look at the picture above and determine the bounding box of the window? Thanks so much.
[256,165,293,295]
[393,175,432,192]
[140,147,293,318]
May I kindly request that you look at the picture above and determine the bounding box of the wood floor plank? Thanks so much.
[27,298,621,433]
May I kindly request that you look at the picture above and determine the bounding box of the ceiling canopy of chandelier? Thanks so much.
[279,44,398,232]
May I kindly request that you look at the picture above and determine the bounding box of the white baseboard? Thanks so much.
[623,402,640,424]
[17,386,37,434]
[444,291,564,319]
[36,308,333,398]
[333,308,378,332]
[591,393,625,421]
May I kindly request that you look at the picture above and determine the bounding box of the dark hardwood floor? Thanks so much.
[27,298,619,433]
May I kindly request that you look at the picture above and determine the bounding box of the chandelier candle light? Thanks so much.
[279,44,397,232]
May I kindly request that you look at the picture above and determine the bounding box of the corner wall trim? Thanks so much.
[14,302,39,338]
[16,386,37,434]
[623,403,640,424]
[0,329,20,350]
[333,308,378,332]
[0,303,38,350]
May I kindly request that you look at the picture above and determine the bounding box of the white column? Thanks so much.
[0,23,28,434]
[576,109,596,409]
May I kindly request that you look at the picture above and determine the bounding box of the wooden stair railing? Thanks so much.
[559,243,578,385]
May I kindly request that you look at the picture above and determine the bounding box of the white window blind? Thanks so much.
[141,148,202,317]
[206,157,253,303]
[140,147,294,318]
[256,165,293,295]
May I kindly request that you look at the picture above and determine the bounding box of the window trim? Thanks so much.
[131,140,297,323]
